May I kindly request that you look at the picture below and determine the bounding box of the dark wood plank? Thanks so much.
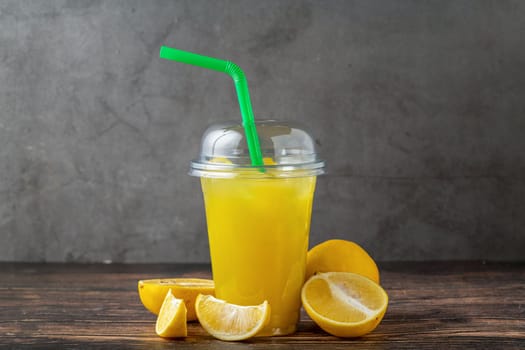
[1,262,524,349]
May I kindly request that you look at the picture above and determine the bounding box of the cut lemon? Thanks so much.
[263,157,276,165]
[301,272,388,338]
[211,157,275,165]
[195,294,270,341]
[138,278,214,321]
[155,290,187,338]
[306,239,380,283]
[210,157,233,164]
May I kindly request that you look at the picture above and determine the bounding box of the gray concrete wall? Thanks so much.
[1,0,524,262]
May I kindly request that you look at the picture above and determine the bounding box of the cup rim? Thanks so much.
[189,159,325,178]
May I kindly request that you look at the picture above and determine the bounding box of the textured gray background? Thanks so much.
[1,0,524,262]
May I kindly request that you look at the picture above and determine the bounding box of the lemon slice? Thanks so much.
[138,278,214,321]
[301,272,388,338]
[210,157,233,164]
[195,294,271,341]
[210,157,275,165]
[263,157,276,165]
[155,290,187,338]
[306,239,380,283]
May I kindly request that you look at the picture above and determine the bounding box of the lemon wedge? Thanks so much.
[195,294,270,341]
[155,290,187,338]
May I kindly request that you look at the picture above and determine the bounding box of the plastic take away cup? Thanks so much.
[190,120,324,336]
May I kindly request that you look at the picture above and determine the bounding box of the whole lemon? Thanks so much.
[306,239,379,283]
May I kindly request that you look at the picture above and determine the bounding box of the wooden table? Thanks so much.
[1,262,524,349]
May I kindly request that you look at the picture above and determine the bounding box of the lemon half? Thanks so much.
[301,272,388,338]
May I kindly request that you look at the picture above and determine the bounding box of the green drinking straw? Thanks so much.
[159,46,264,168]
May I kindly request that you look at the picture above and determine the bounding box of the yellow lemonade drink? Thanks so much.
[201,175,316,336]
[190,120,324,335]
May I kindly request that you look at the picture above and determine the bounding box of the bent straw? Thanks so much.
[159,46,264,167]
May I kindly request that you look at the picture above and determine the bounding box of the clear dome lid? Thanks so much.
[189,120,325,178]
